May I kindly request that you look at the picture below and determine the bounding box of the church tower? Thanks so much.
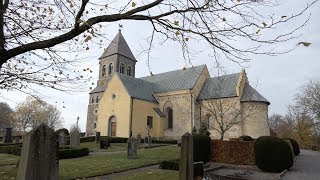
[85,30,137,136]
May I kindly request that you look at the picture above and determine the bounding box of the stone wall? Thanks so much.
[85,91,104,137]
[241,102,270,138]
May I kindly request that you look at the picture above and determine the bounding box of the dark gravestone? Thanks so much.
[15,137,20,143]
[100,139,111,149]
[16,123,58,180]
[179,132,193,180]
[127,137,137,159]
[193,161,204,179]
[3,127,13,143]
[144,136,152,147]
[95,132,101,143]
[137,133,141,143]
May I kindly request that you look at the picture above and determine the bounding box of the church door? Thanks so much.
[109,116,117,136]
[111,122,117,136]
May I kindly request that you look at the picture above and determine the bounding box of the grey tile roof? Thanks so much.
[89,86,107,94]
[116,65,206,102]
[99,31,137,61]
[117,73,158,102]
[197,73,240,100]
[140,65,206,93]
[240,83,270,104]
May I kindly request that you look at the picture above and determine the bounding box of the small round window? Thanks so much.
[112,93,116,99]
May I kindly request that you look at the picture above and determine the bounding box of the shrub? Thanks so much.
[159,160,179,171]
[0,143,22,147]
[57,147,89,159]
[198,122,210,136]
[0,145,22,155]
[193,134,211,163]
[239,135,254,141]
[191,126,197,135]
[101,136,128,143]
[80,136,95,143]
[283,138,300,156]
[55,128,69,135]
[254,136,293,172]
[151,139,178,144]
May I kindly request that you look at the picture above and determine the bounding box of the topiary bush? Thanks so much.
[159,160,179,171]
[80,136,95,143]
[57,147,89,159]
[239,135,254,141]
[254,136,293,172]
[283,138,300,156]
[193,134,211,163]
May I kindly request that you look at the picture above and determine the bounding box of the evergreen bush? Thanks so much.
[193,134,211,163]
[239,135,254,141]
[57,147,89,159]
[254,136,293,172]
[283,138,300,156]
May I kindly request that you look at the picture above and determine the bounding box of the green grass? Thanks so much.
[0,154,19,166]
[115,169,178,180]
[0,145,180,180]
[80,142,127,152]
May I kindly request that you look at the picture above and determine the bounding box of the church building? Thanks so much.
[85,30,270,139]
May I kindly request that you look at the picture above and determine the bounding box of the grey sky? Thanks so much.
[0,0,319,132]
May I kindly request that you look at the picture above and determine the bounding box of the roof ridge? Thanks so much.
[139,64,206,79]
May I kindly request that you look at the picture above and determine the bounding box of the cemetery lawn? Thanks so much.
[115,169,178,180]
[80,142,127,152]
[0,146,180,179]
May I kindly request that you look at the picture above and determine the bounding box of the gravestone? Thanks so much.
[3,127,13,143]
[15,137,20,143]
[137,133,141,143]
[70,129,80,147]
[100,139,111,149]
[144,136,152,147]
[16,123,58,180]
[179,132,193,180]
[127,137,137,159]
[95,132,101,143]
[59,132,67,147]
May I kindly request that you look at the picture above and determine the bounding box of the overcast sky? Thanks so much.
[1,0,319,132]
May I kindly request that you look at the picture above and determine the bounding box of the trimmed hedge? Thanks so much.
[0,145,21,156]
[193,134,211,163]
[101,136,128,143]
[0,143,22,147]
[210,139,255,165]
[151,139,178,144]
[239,135,254,141]
[80,136,95,143]
[159,160,179,171]
[283,138,300,156]
[254,136,293,172]
[57,147,89,159]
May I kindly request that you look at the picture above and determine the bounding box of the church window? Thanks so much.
[112,93,116,99]
[108,63,113,75]
[91,96,95,103]
[93,122,97,129]
[127,66,132,76]
[94,108,98,115]
[96,96,99,103]
[166,107,173,129]
[120,63,125,74]
[102,65,106,77]
[147,116,153,129]
[208,116,214,129]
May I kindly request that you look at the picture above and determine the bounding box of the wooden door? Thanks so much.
[111,122,117,136]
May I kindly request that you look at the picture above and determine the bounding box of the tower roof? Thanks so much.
[99,30,137,61]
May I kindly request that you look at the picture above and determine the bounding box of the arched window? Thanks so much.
[93,122,97,129]
[127,66,132,76]
[96,96,99,103]
[91,96,95,103]
[120,63,125,74]
[108,63,113,75]
[101,65,106,77]
[166,107,173,129]
[206,115,214,129]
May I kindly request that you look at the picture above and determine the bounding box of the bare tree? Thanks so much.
[199,72,259,140]
[0,0,317,92]
[14,96,63,131]
[268,113,293,138]
[0,102,14,130]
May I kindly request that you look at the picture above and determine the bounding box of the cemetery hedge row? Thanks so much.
[0,142,22,147]
[0,145,21,155]
[57,147,89,159]
[209,139,255,165]
[159,160,179,171]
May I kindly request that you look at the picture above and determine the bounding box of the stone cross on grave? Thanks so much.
[76,117,80,127]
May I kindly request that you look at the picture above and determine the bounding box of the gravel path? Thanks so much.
[282,150,320,180]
